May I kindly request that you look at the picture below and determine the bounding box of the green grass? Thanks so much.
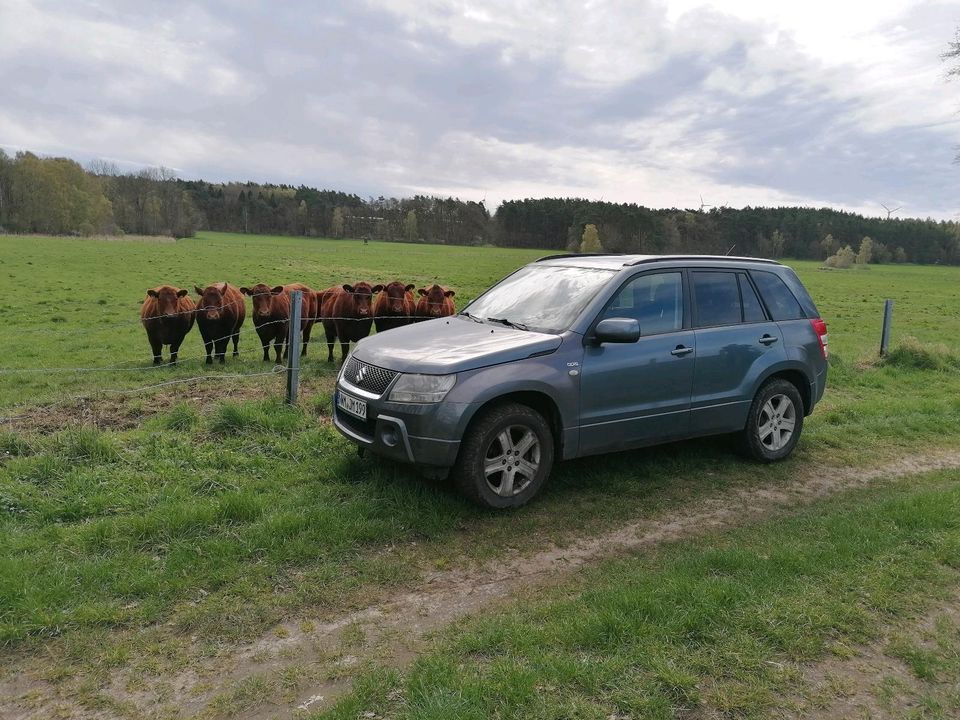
[1,233,960,713]
[317,471,960,719]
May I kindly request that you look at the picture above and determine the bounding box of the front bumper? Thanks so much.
[332,379,464,468]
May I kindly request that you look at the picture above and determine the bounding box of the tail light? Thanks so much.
[810,318,828,359]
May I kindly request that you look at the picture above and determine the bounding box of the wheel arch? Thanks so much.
[754,363,813,416]
[460,390,565,459]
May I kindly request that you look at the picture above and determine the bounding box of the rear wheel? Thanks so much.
[453,403,554,509]
[740,378,804,462]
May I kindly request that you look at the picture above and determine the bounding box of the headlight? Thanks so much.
[388,373,456,403]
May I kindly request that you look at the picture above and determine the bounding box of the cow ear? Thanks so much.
[177,289,190,298]
[372,284,384,293]
[218,282,228,293]
[444,289,456,297]
[418,288,428,296]
[147,289,159,298]
[195,285,204,295]
[405,283,416,292]
[342,284,355,293]
[271,286,284,295]
[239,287,250,295]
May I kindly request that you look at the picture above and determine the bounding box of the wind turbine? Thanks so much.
[699,195,713,212]
[881,203,902,220]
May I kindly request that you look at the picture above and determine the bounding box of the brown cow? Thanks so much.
[320,282,383,362]
[416,284,456,320]
[373,281,416,333]
[194,282,246,364]
[140,285,195,365]
[284,282,319,357]
[240,283,288,362]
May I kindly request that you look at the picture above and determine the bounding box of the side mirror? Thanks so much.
[594,317,640,344]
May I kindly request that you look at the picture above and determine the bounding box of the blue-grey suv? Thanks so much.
[333,254,829,508]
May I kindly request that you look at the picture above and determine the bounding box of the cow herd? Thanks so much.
[140,281,456,366]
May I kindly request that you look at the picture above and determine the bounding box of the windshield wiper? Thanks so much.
[486,317,529,331]
[460,311,485,323]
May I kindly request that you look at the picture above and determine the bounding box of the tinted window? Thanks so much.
[601,272,682,335]
[738,273,766,322]
[781,268,820,317]
[693,272,741,327]
[752,270,805,320]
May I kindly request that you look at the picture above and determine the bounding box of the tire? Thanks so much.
[740,378,804,462]
[452,402,555,509]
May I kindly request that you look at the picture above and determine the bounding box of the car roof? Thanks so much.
[534,253,784,270]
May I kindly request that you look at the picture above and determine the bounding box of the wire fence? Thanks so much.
[0,287,458,428]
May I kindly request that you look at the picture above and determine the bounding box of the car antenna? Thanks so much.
[724,244,736,256]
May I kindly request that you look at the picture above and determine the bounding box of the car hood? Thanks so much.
[353,316,562,374]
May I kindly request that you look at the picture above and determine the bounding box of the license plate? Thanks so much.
[337,390,367,420]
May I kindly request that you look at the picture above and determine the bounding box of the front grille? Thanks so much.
[343,357,397,396]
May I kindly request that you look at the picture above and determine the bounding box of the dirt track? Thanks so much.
[4,449,960,719]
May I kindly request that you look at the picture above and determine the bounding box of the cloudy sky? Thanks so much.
[2,0,960,218]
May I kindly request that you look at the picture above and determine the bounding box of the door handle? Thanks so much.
[671,345,694,357]
[759,335,779,345]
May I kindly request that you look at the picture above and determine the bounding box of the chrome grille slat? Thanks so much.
[344,357,397,396]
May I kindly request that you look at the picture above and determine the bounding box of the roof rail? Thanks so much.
[624,255,782,266]
[535,252,611,262]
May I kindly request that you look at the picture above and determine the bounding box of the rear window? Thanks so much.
[692,271,741,327]
[751,270,806,320]
[738,273,766,322]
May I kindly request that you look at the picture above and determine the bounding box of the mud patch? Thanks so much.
[784,595,960,719]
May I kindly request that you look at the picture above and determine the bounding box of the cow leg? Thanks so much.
[323,321,336,362]
[232,333,240,357]
[301,323,312,357]
[170,336,184,366]
[215,337,228,364]
[204,340,214,365]
[149,337,163,365]
[274,339,285,364]
[340,341,350,363]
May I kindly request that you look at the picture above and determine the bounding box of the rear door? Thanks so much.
[578,271,695,454]
[690,270,786,435]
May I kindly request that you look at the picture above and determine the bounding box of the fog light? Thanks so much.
[381,429,398,447]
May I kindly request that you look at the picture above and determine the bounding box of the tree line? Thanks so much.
[1,148,957,264]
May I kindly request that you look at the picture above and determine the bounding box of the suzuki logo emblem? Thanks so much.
[355,364,367,383]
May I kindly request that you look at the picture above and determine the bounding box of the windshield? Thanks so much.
[463,265,616,333]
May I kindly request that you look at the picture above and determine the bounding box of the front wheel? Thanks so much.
[740,379,804,462]
[453,403,554,509]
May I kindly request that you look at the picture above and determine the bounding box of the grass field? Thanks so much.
[1,231,960,717]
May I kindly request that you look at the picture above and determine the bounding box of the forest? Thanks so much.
[1,148,957,264]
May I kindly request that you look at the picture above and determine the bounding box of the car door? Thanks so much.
[689,270,787,435]
[578,270,695,455]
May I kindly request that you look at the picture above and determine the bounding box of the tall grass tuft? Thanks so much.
[160,402,200,431]
[882,336,960,371]
[49,427,119,462]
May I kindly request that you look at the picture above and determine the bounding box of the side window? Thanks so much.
[693,272,741,327]
[751,270,805,320]
[738,273,766,322]
[601,272,682,335]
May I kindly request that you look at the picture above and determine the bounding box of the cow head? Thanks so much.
[381,281,416,315]
[418,284,455,317]
[343,282,383,318]
[241,283,284,319]
[147,285,189,317]
[195,282,229,321]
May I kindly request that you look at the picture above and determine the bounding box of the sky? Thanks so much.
[2,0,960,218]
